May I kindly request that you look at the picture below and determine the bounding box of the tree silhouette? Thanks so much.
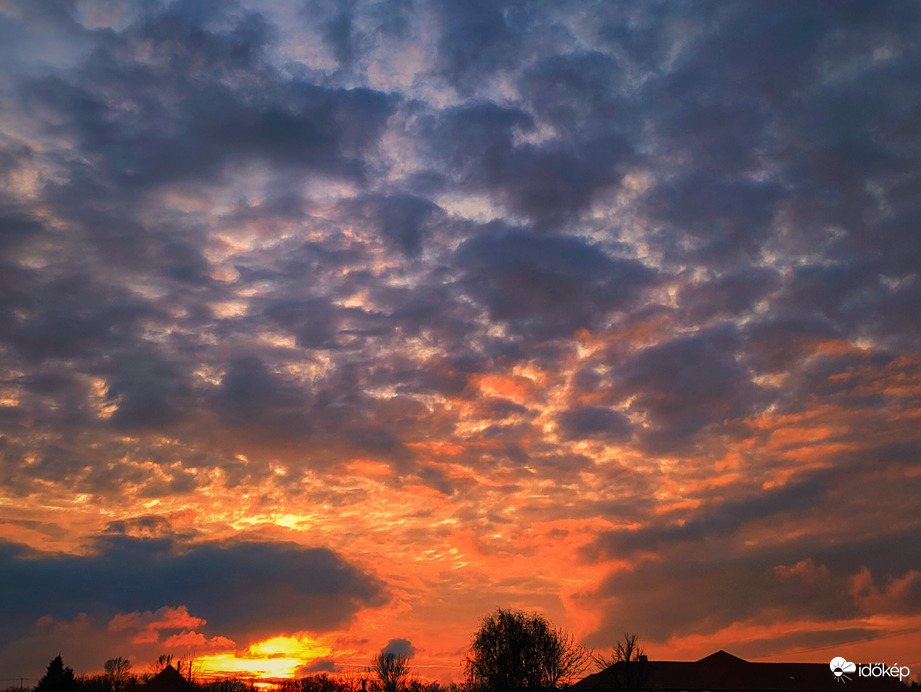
[36,655,77,692]
[593,633,647,692]
[104,658,132,692]
[464,608,589,691]
[179,650,197,685]
[372,652,410,692]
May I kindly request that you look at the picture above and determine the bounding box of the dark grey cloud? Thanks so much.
[615,0,921,278]
[497,139,633,230]
[643,178,785,265]
[424,100,633,229]
[261,297,354,351]
[591,3,675,69]
[382,637,416,658]
[375,194,441,255]
[3,272,160,364]
[301,0,414,76]
[743,315,841,374]
[341,193,442,256]
[776,263,880,327]
[454,227,655,338]
[211,355,313,439]
[303,658,337,673]
[677,269,780,325]
[612,329,764,451]
[557,406,631,441]
[581,436,921,643]
[204,350,427,468]
[431,0,522,93]
[482,398,530,419]
[584,471,830,560]
[0,206,42,254]
[21,3,395,194]
[26,71,394,189]
[584,526,921,644]
[768,262,921,351]
[425,101,533,176]
[104,349,196,430]
[320,1,359,67]
[729,627,878,662]
[517,51,634,138]
[0,521,387,646]
[0,0,88,39]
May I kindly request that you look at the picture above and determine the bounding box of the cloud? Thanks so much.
[556,406,632,441]
[382,637,416,658]
[0,524,387,647]
[431,0,522,93]
[612,329,765,452]
[1,0,921,680]
[108,605,205,644]
[21,0,395,181]
[454,227,655,338]
[423,98,632,229]
[677,269,781,324]
[583,471,831,560]
[643,178,785,265]
[350,193,442,256]
[303,658,337,673]
[211,355,313,438]
[583,526,921,645]
[0,608,235,680]
[517,51,635,139]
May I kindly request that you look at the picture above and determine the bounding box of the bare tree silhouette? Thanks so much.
[372,653,410,692]
[593,633,647,692]
[103,658,132,692]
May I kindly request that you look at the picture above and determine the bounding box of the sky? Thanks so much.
[1,0,920,683]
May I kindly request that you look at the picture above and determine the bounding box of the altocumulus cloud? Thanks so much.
[1,0,921,679]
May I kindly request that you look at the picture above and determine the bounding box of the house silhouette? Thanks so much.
[130,665,192,692]
[571,650,908,692]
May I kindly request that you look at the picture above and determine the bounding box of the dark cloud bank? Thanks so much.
[0,521,386,647]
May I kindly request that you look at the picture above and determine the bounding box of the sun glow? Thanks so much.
[196,651,305,679]
[248,634,334,658]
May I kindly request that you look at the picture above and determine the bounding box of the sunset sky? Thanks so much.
[1,0,920,683]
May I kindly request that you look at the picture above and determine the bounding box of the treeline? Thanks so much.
[275,673,447,692]
[3,654,184,692]
[0,670,528,692]
[10,659,450,692]
[15,607,619,692]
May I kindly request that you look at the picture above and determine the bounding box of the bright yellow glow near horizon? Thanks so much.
[196,652,305,678]
[248,633,334,658]
[190,633,341,680]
